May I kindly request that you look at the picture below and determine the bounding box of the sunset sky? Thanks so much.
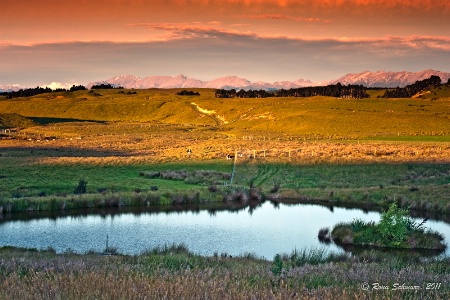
[1,0,449,87]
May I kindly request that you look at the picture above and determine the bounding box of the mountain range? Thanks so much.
[86,69,450,90]
[2,70,449,92]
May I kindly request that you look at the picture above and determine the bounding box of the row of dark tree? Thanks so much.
[91,83,124,90]
[381,76,444,98]
[176,90,200,96]
[1,85,87,99]
[2,76,447,100]
[215,83,370,99]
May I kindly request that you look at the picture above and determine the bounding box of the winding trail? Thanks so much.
[190,102,227,127]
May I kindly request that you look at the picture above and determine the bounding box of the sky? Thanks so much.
[1,0,450,88]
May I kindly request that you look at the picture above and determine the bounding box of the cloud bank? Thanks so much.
[1,32,449,86]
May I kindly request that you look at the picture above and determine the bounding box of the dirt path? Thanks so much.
[190,102,225,127]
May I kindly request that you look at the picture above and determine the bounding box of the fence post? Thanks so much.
[230,150,237,185]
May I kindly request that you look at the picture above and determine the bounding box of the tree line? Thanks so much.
[1,83,128,99]
[176,90,200,96]
[90,83,124,90]
[381,76,443,98]
[1,85,87,99]
[215,83,370,99]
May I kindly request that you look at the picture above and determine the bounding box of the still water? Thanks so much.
[1,202,449,259]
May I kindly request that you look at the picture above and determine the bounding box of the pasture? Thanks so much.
[1,87,450,139]
[1,88,450,298]
[1,88,450,213]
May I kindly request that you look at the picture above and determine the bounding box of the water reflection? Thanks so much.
[0,201,449,259]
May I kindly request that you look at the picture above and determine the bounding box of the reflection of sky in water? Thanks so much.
[0,203,448,259]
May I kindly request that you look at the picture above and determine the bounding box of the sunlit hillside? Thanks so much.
[1,87,450,140]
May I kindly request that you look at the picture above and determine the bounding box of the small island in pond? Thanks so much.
[320,203,447,251]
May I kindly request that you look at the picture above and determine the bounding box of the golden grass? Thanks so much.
[1,90,450,214]
[1,88,450,139]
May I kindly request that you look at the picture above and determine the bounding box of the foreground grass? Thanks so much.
[0,246,448,299]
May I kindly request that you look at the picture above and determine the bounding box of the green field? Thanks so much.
[1,88,450,213]
[1,88,450,299]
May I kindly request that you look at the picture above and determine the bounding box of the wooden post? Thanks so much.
[230,150,237,185]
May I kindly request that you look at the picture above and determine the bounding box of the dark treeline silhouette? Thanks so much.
[277,83,369,99]
[2,87,53,99]
[215,89,237,98]
[69,85,87,92]
[215,83,369,99]
[382,76,442,98]
[90,83,124,89]
[176,90,200,96]
[2,85,87,99]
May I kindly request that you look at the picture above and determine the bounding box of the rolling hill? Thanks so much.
[1,87,450,139]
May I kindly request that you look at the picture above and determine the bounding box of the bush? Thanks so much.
[74,179,88,194]
[377,203,410,247]
[271,254,284,275]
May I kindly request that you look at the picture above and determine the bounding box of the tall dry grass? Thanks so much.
[0,246,448,299]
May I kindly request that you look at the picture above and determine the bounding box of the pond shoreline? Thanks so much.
[1,187,450,220]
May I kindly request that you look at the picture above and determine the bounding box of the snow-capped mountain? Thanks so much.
[0,84,23,93]
[86,74,207,89]
[329,70,450,88]
[87,70,450,90]
[4,70,449,92]
[204,76,252,89]
[87,74,317,90]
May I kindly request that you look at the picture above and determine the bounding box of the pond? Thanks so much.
[0,202,449,259]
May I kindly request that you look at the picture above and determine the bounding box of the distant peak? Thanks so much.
[80,69,450,91]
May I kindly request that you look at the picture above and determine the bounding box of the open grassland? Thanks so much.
[1,87,450,139]
[0,246,449,299]
[1,89,450,298]
[1,132,450,214]
[1,88,450,213]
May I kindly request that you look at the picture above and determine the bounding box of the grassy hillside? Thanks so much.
[1,88,450,139]
[0,113,36,129]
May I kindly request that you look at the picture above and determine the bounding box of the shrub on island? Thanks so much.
[328,203,446,251]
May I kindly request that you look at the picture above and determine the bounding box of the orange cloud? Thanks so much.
[250,14,329,23]
[167,0,450,10]
[126,21,450,52]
